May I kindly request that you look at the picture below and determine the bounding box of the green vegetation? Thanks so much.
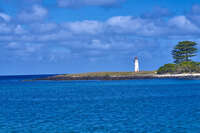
[172,41,197,63]
[157,61,200,74]
[158,41,200,74]
[57,71,156,77]
[157,64,176,74]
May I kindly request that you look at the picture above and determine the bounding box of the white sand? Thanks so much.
[155,73,200,77]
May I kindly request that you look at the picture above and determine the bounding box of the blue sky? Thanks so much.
[1,0,200,75]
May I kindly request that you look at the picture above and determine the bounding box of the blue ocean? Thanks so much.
[1,75,200,132]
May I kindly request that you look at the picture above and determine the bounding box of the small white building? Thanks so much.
[134,57,139,72]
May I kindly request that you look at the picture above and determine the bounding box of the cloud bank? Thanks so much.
[57,0,126,8]
[1,4,200,74]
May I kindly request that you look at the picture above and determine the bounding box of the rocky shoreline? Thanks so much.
[36,73,200,81]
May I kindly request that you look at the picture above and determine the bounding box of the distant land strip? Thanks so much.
[35,72,200,81]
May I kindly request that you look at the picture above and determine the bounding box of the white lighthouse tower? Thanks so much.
[134,57,139,72]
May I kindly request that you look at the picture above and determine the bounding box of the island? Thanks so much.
[37,41,200,81]
[36,71,200,81]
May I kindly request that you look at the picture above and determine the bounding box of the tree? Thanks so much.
[172,41,198,64]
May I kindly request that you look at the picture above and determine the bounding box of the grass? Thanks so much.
[56,71,156,77]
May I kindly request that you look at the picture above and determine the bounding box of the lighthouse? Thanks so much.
[134,57,139,72]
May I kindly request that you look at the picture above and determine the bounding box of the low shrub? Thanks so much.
[157,64,176,74]
[157,61,200,74]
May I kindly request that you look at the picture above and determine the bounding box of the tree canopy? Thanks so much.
[157,41,200,74]
[172,41,197,64]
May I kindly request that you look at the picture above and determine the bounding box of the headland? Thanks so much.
[36,71,200,81]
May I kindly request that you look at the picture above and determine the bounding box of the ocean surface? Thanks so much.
[1,75,200,133]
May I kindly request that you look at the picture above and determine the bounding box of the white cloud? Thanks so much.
[107,16,163,36]
[168,16,199,32]
[7,42,19,49]
[19,35,35,41]
[57,0,125,8]
[107,16,145,32]
[31,23,58,33]
[37,30,72,41]
[64,20,103,34]
[14,25,27,34]
[0,13,11,22]
[0,23,12,33]
[48,48,71,61]
[18,5,48,22]
[107,16,133,27]
[6,42,43,57]
[89,39,110,49]
[191,4,200,14]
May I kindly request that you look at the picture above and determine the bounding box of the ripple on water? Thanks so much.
[1,79,200,132]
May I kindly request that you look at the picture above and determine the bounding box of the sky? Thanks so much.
[1,0,200,75]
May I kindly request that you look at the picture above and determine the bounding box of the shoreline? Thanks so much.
[35,73,200,81]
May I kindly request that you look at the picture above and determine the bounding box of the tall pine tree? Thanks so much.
[172,41,198,64]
